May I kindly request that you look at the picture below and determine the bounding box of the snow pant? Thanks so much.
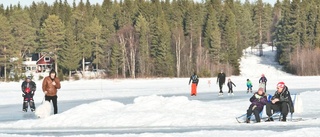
[266,101,289,119]
[247,104,263,122]
[191,83,197,96]
[247,86,252,93]
[23,93,35,112]
[228,88,233,93]
[219,82,224,93]
[45,95,58,114]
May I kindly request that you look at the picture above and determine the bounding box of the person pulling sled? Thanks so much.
[21,76,36,112]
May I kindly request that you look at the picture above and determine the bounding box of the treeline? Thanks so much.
[273,0,320,75]
[0,0,319,80]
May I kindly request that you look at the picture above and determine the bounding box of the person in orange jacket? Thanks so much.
[42,69,61,114]
[189,72,199,96]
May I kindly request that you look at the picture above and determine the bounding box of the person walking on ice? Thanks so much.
[246,79,253,93]
[189,72,199,96]
[259,74,267,92]
[217,70,226,96]
[227,78,236,96]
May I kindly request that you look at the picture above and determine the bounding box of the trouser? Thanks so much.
[247,104,263,122]
[191,83,197,95]
[23,94,35,111]
[219,83,223,93]
[228,88,233,93]
[45,95,58,114]
[266,102,289,119]
[247,87,252,93]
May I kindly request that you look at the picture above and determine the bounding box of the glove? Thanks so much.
[22,93,25,97]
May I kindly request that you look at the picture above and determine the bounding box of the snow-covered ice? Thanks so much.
[0,46,319,137]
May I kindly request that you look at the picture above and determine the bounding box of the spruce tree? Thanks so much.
[40,14,65,73]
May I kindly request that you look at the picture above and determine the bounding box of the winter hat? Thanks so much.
[277,82,285,88]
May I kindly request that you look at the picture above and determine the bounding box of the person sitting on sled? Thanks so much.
[245,87,267,123]
[21,76,37,112]
[265,82,294,122]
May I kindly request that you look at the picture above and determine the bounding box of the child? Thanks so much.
[227,78,236,96]
[246,87,268,123]
[246,79,253,93]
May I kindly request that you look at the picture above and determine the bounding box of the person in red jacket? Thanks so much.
[42,69,61,114]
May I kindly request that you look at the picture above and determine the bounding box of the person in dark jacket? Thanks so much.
[265,82,294,122]
[227,78,236,96]
[21,76,36,112]
[42,69,61,114]
[246,87,267,123]
[189,72,199,96]
[217,70,226,95]
[259,74,267,92]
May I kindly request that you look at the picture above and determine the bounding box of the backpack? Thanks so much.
[191,75,198,82]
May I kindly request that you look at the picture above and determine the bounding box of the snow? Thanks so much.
[0,46,319,137]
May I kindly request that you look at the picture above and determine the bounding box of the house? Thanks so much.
[22,53,54,73]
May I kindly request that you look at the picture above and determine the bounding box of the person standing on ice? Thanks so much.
[245,87,267,123]
[227,78,236,96]
[217,70,226,95]
[265,82,294,122]
[246,79,253,93]
[189,72,199,96]
[21,76,36,112]
[259,74,267,92]
[42,69,61,114]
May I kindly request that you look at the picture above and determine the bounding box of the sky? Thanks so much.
[1,0,278,8]
[0,45,319,136]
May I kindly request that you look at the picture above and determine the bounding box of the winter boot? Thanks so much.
[265,117,274,122]
[281,117,287,122]
[246,118,250,123]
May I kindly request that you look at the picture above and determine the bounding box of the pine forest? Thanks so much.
[0,0,320,81]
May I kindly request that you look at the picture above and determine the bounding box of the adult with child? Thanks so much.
[265,82,294,122]
[245,87,267,123]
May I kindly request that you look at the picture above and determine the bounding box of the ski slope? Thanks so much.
[0,46,319,137]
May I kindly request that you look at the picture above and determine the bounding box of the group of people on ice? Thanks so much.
[245,81,294,123]
[21,69,61,115]
[188,71,294,123]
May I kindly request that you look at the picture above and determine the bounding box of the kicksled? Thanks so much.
[236,94,304,123]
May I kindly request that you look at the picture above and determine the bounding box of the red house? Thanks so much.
[22,53,54,73]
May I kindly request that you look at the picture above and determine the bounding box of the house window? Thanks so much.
[44,57,50,62]
[26,57,32,61]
